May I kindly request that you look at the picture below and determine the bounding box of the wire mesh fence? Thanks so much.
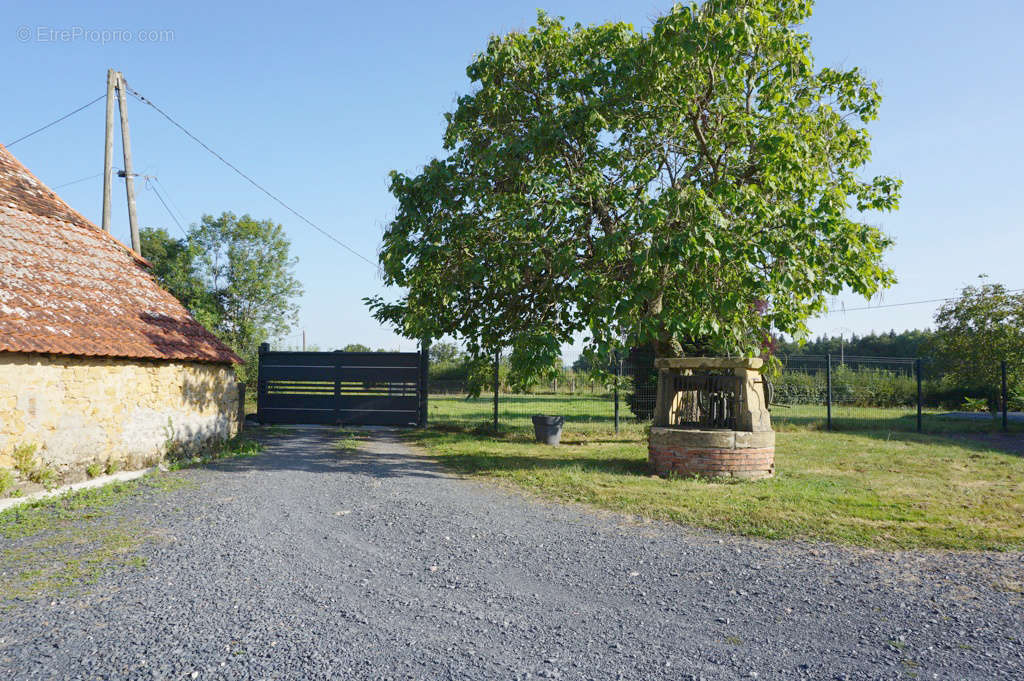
[427,352,1021,435]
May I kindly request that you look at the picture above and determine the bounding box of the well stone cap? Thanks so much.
[654,356,763,370]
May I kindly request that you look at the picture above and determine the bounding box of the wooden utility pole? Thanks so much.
[114,72,141,254]
[302,330,306,352]
[101,69,116,232]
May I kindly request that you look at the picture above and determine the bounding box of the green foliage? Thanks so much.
[11,443,37,476]
[104,459,121,476]
[140,212,303,388]
[0,468,14,497]
[340,343,372,352]
[163,435,262,469]
[930,279,1024,404]
[85,463,103,479]
[773,365,918,408]
[960,397,991,414]
[10,443,58,489]
[368,1,899,387]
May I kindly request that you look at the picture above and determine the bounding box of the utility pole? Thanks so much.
[114,72,140,254]
[302,330,306,352]
[101,69,116,232]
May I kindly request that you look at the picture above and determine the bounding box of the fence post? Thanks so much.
[614,354,621,434]
[1002,360,1008,433]
[493,349,500,432]
[418,339,429,428]
[916,358,923,433]
[826,353,832,431]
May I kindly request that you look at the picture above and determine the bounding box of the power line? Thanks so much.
[5,94,105,148]
[153,177,189,227]
[123,82,379,269]
[53,172,104,189]
[144,176,187,235]
[826,288,1024,314]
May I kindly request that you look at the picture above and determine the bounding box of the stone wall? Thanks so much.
[648,427,775,480]
[0,352,240,480]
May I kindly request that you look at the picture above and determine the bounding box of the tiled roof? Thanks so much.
[0,144,241,364]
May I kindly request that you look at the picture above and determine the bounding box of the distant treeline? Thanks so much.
[775,329,935,359]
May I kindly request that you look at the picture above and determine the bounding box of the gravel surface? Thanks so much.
[2,427,1022,680]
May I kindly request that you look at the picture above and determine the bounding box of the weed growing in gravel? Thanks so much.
[0,469,14,497]
[85,463,103,479]
[0,473,194,605]
[11,443,59,489]
[262,425,296,437]
[164,436,262,470]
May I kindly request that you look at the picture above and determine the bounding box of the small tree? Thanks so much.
[931,279,1024,409]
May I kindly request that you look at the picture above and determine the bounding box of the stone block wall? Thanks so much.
[649,427,775,480]
[0,352,240,481]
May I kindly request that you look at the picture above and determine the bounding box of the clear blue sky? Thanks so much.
[4,1,1023,352]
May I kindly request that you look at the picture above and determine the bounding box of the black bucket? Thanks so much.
[531,415,564,445]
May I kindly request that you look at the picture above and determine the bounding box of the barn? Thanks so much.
[0,144,243,484]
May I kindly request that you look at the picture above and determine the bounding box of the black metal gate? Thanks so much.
[256,344,427,426]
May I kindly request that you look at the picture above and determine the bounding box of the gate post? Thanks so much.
[256,342,269,424]
[419,339,430,428]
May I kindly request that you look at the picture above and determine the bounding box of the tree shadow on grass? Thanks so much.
[437,452,651,478]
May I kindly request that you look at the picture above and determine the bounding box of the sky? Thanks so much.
[3,1,1023,353]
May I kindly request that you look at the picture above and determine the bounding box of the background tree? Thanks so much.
[774,329,936,359]
[429,341,463,365]
[930,279,1024,407]
[367,1,900,386]
[140,212,302,387]
[138,227,217,328]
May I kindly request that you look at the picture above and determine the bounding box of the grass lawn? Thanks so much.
[415,398,1024,550]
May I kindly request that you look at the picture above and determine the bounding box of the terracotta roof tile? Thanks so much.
[0,144,240,364]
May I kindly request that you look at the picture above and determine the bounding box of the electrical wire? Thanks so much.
[144,177,187,235]
[152,177,189,228]
[826,288,1024,314]
[123,83,380,270]
[53,172,104,189]
[5,94,105,148]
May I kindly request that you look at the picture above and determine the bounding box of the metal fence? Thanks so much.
[427,352,1021,435]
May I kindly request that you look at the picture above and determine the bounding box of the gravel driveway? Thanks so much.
[2,427,1022,680]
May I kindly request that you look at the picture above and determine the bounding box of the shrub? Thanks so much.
[10,443,58,489]
[624,345,657,420]
[0,468,14,497]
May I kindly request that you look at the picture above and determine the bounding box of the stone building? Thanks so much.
[0,144,242,481]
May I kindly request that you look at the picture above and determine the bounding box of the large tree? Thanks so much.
[141,212,303,385]
[367,1,900,383]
